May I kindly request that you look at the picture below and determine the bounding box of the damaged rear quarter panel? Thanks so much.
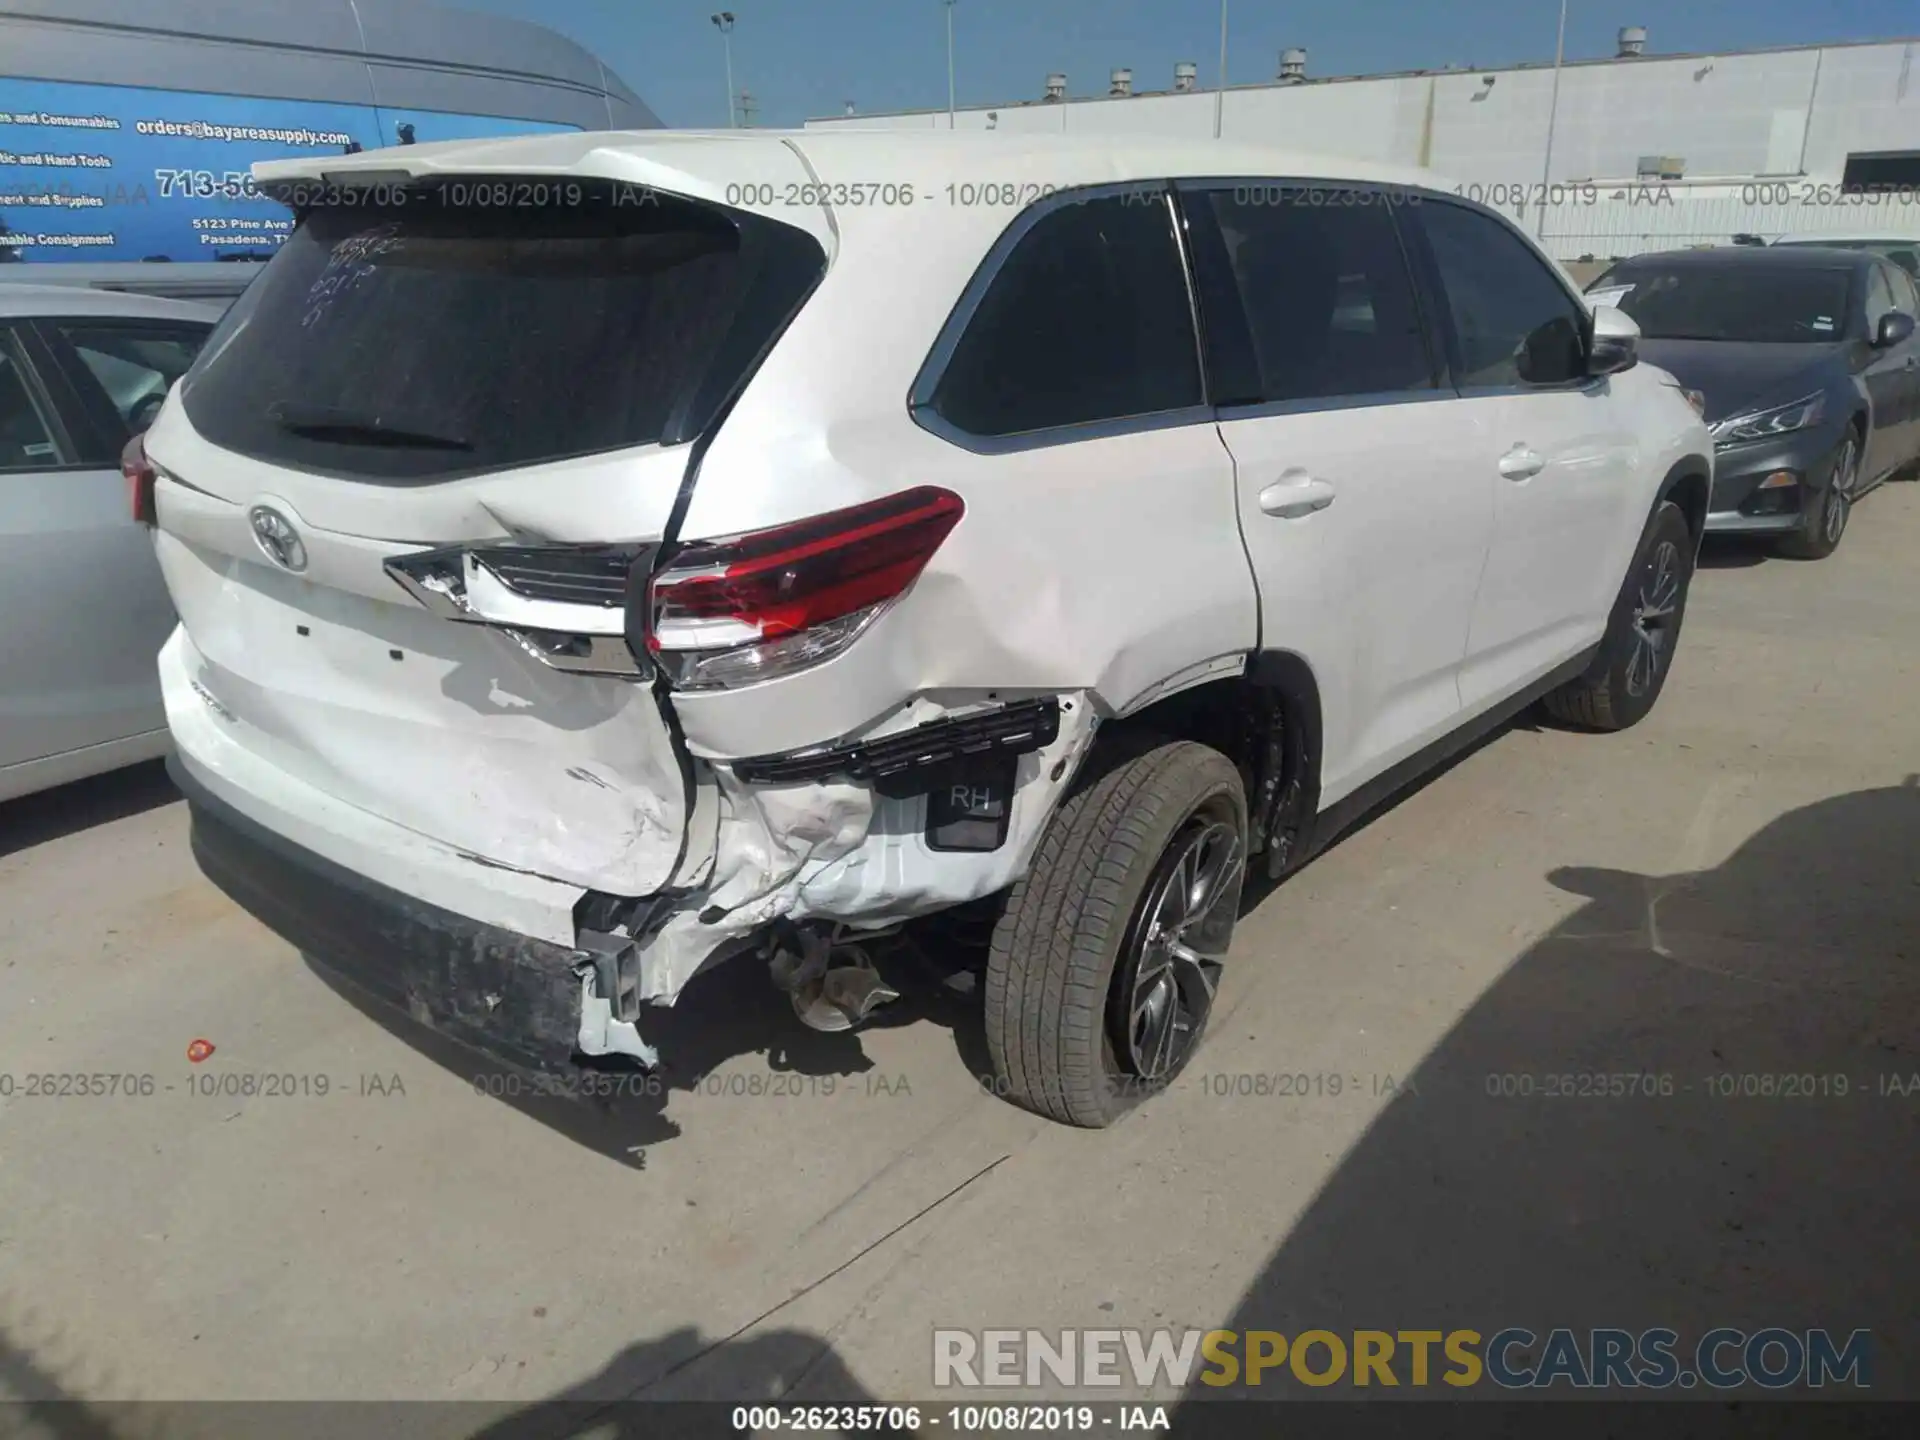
[634,695,1100,1003]
[668,198,1256,762]
[631,198,1257,1003]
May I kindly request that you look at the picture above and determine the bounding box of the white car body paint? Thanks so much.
[145,129,1709,1037]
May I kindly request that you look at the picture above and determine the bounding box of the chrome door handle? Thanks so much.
[1257,471,1336,519]
[1498,445,1545,481]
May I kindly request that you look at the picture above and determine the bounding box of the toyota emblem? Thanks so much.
[248,504,308,573]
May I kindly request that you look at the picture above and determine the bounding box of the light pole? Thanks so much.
[1537,0,1568,236]
[711,12,737,129]
[944,0,957,128]
[1214,0,1227,139]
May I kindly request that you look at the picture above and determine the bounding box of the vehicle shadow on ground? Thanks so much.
[311,706,1559,1163]
[0,1314,121,1439]
[0,759,177,861]
[462,1325,912,1439]
[1695,535,1773,569]
[0,1308,892,1440]
[307,933,987,1166]
[1185,777,1920,1412]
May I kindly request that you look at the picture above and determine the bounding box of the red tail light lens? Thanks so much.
[123,432,158,526]
[646,486,964,691]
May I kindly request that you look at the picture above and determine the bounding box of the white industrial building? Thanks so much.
[806,28,1920,260]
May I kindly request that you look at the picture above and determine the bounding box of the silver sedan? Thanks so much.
[0,282,221,801]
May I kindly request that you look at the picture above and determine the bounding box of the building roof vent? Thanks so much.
[1044,72,1067,101]
[1174,61,1199,92]
[1618,26,1648,57]
[1110,67,1134,96]
[1279,48,1308,83]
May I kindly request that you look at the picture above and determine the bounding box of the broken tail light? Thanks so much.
[124,432,158,526]
[645,486,964,691]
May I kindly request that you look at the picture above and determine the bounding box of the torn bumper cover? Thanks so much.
[173,754,595,1075]
[173,694,1097,1077]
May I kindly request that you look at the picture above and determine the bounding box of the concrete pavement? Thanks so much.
[2,485,1916,1425]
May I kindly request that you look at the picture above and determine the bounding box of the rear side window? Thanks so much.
[923,191,1203,438]
[180,180,825,482]
[1185,187,1435,405]
[1419,202,1587,387]
[56,322,208,438]
[0,337,66,471]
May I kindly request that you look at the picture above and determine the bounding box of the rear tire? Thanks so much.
[984,740,1247,1128]
[1542,500,1694,732]
[1775,429,1860,561]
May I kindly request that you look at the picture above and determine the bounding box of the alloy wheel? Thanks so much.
[1824,437,1859,548]
[1627,538,1684,698]
[1109,803,1245,1082]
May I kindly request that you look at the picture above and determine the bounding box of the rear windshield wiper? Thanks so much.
[269,401,472,451]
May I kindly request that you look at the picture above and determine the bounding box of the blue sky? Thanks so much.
[466,0,1920,128]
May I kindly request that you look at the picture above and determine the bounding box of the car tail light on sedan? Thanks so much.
[123,432,158,526]
[645,487,964,691]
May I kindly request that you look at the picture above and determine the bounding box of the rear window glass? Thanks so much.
[180,179,824,482]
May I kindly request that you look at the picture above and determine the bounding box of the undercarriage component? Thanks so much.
[767,923,903,1032]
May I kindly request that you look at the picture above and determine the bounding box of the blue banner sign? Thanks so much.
[0,77,575,263]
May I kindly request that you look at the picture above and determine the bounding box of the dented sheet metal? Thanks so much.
[629,692,1100,1004]
[152,522,690,897]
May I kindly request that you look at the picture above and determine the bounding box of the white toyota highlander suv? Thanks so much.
[137,132,1711,1127]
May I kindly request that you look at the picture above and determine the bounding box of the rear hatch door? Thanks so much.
[147,140,829,895]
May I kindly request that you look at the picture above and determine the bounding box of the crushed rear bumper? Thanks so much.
[172,755,585,1076]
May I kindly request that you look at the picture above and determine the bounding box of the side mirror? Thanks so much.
[1875,310,1915,348]
[1587,304,1639,376]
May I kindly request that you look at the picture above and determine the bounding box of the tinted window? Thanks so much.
[1420,202,1586,386]
[1777,238,1920,275]
[1594,262,1854,344]
[181,180,825,482]
[926,191,1202,437]
[1866,264,1897,330]
[0,338,65,471]
[57,322,208,436]
[1891,264,1920,314]
[1189,188,1434,405]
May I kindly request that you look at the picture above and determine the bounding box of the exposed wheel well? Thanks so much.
[1098,660,1322,878]
[1662,462,1711,541]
